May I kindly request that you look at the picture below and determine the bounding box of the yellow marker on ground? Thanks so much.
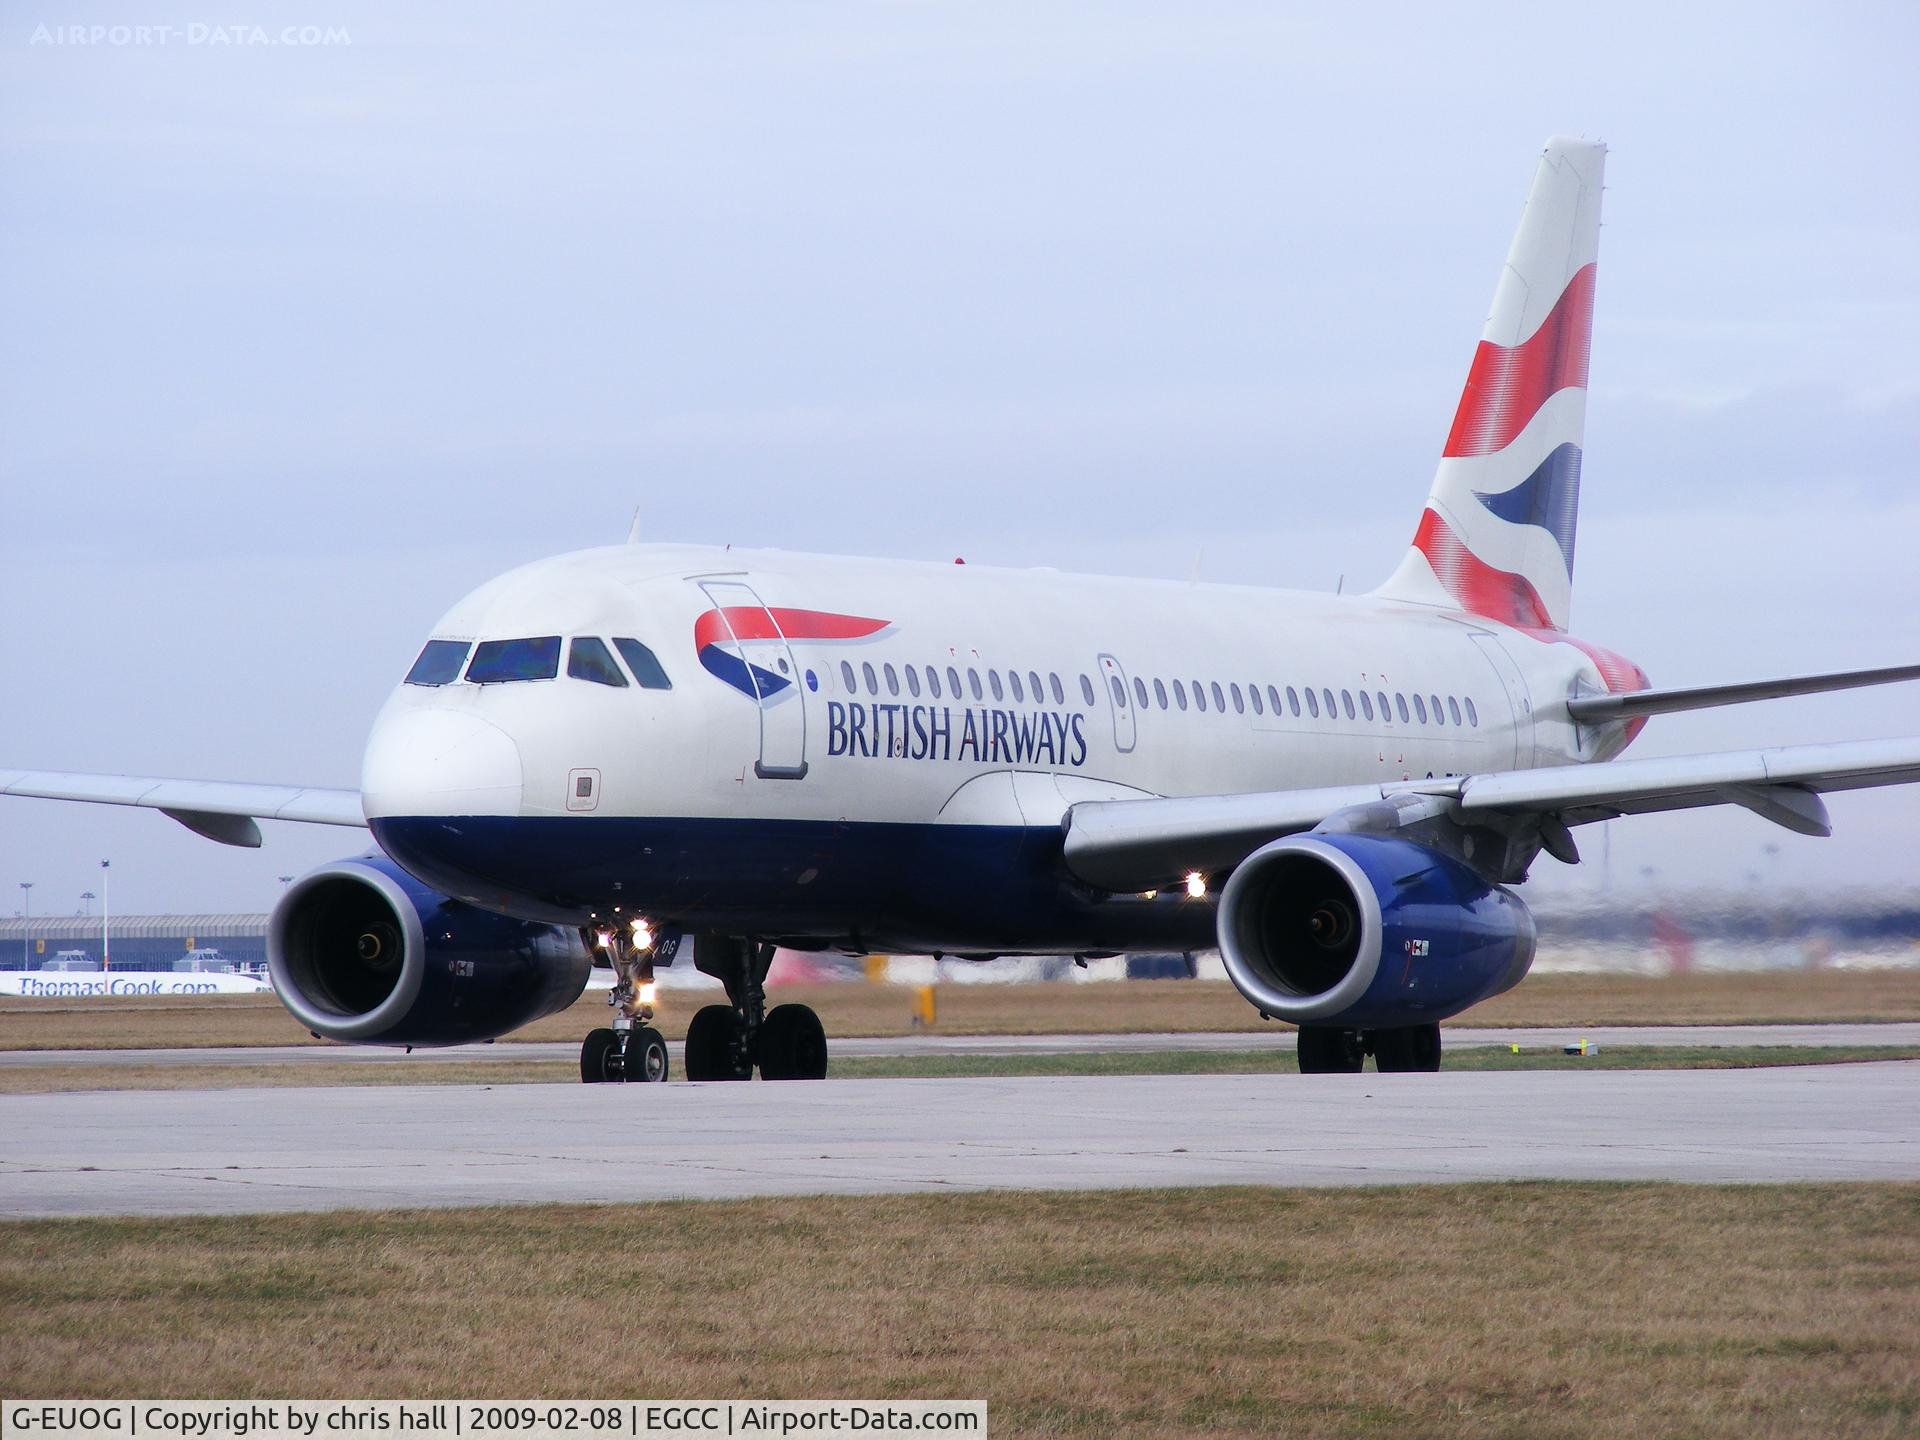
[911,984,936,1029]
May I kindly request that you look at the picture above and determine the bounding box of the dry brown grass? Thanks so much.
[5,969,1918,1052]
[1,1184,1914,1437]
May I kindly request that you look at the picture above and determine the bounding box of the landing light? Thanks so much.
[1185,871,1208,899]
[595,930,614,950]
[639,982,657,1006]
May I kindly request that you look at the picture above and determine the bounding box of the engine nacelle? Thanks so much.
[269,853,591,1047]
[1217,833,1535,1028]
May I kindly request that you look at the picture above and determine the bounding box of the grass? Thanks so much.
[1,1183,1915,1437]
[4,969,1919,1052]
[1,1046,1912,1093]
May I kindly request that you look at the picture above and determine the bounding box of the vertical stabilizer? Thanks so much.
[1373,137,1604,631]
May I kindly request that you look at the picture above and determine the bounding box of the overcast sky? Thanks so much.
[2,1,1916,919]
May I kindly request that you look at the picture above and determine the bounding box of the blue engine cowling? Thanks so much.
[268,853,591,1047]
[1216,833,1536,1028]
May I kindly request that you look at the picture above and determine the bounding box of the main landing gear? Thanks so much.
[580,921,669,1084]
[685,936,829,1081]
[1296,1023,1442,1074]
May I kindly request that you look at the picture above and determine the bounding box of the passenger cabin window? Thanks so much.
[1359,691,1374,721]
[927,665,943,699]
[863,662,879,695]
[1154,678,1169,709]
[1465,697,1480,727]
[1009,671,1024,702]
[1285,686,1299,716]
[884,663,900,696]
[1080,674,1096,705]
[948,666,963,698]
[1029,671,1044,702]
[1304,687,1319,718]
[613,638,673,690]
[1448,696,1463,726]
[1412,694,1428,724]
[1174,679,1188,711]
[1192,681,1207,713]
[1429,694,1444,725]
[467,636,561,684]
[568,637,628,687]
[990,670,1005,702]
[404,639,470,687]
[1396,693,1411,724]
[1134,677,1149,709]
[1212,682,1227,712]
[969,669,984,701]
[906,666,921,698]
[1050,673,1066,705]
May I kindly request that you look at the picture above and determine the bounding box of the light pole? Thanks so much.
[18,882,31,968]
[100,861,110,972]
[80,891,95,919]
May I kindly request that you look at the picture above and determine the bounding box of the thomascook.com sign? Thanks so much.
[2,1403,988,1440]
[0,973,273,997]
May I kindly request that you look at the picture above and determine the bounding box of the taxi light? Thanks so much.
[639,982,657,1006]
[595,930,614,950]
[1185,871,1207,899]
[631,918,654,949]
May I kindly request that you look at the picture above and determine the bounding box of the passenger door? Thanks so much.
[694,579,809,779]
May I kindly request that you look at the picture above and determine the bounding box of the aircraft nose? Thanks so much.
[361,708,524,818]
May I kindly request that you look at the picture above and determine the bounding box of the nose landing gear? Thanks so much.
[580,920,668,1084]
[685,937,829,1081]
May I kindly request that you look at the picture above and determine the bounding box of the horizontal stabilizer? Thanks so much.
[1564,662,1920,723]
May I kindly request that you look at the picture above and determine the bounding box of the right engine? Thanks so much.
[268,853,591,1047]
[1216,831,1536,1030]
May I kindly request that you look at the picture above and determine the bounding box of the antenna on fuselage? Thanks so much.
[626,508,643,544]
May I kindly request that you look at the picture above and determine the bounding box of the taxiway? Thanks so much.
[4,1060,1914,1217]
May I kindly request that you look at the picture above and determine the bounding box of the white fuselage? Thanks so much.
[357,543,1635,951]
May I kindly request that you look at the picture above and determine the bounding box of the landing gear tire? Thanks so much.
[623,1026,669,1084]
[1296,1026,1365,1074]
[1372,1023,1442,1073]
[685,1003,752,1082]
[581,1027,621,1083]
[759,1003,828,1080]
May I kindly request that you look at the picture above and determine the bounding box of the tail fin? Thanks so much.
[1373,136,1605,632]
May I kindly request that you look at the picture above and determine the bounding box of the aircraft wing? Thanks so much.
[1060,735,1920,892]
[0,768,365,848]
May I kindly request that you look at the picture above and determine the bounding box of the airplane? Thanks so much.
[7,136,1919,1081]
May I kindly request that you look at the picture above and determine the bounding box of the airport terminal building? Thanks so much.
[0,914,267,971]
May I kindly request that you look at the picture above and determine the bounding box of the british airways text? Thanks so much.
[826,702,1089,766]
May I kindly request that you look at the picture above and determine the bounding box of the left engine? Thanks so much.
[268,853,591,1047]
[1215,832,1536,1029]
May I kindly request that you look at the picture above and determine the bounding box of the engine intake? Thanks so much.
[270,854,590,1047]
[1217,833,1536,1028]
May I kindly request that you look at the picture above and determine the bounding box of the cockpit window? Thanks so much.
[613,637,673,690]
[567,637,628,688]
[467,636,562,683]
[404,639,470,687]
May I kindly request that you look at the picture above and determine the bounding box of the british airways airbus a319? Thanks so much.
[9,138,1919,1082]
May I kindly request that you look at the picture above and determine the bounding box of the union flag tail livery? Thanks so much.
[1375,136,1603,633]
